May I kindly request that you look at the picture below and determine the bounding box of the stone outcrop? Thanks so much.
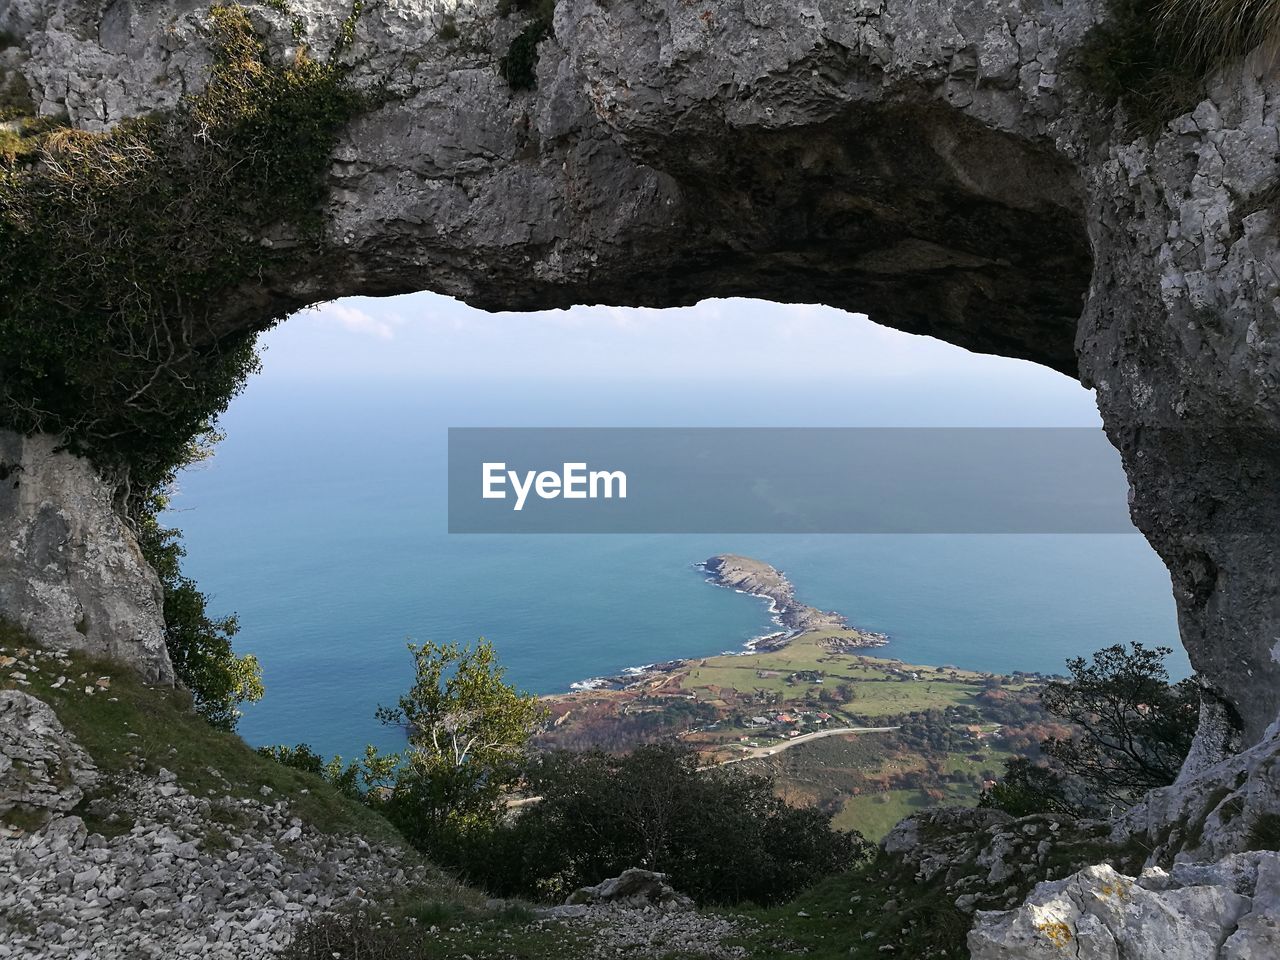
[969,855,1280,959]
[565,867,694,910]
[4,0,1279,773]
[5,0,1280,857]
[0,431,170,683]
[881,806,1133,917]
[1115,733,1280,866]
[0,689,98,827]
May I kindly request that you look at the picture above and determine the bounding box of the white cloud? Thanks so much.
[301,302,395,340]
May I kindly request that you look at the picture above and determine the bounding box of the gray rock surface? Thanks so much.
[1116,732,1280,864]
[0,768,434,959]
[968,855,1280,959]
[0,688,98,826]
[0,431,170,684]
[566,867,694,910]
[3,0,1280,808]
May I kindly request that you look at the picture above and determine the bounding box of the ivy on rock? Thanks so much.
[0,3,366,506]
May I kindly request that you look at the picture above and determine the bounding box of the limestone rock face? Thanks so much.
[4,0,1280,771]
[968,855,1280,960]
[0,690,98,826]
[1116,733,1280,865]
[0,431,169,683]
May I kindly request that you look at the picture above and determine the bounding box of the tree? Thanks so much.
[136,462,263,731]
[983,643,1198,816]
[450,744,869,906]
[978,758,1079,817]
[376,639,546,845]
[257,742,396,804]
[1039,642,1198,809]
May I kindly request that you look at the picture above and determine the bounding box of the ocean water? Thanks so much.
[168,356,1184,762]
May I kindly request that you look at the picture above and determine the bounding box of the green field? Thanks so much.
[679,631,1013,718]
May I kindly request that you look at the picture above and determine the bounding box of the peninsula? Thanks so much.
[699,554,888,652]
[541,556,1054,839]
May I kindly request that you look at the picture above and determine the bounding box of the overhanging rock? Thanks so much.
[3,0,1280,770]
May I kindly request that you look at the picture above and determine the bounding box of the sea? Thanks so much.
[165,300,1185,761]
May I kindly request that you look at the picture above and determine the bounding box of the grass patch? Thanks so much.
[1,635,407,848]
[679,633,1013,717]
[1074,0,1280,135]
[730,854,969,960]
[282,898,593,959]
[833,784,977,841]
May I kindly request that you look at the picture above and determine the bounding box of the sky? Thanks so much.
[259,292,1101,427]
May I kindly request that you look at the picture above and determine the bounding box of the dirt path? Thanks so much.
[714,725,900,766]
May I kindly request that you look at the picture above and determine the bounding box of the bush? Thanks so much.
[256,743,365,801]
[983,643,1198,816]
[137,483,263,732]
[373,640,547,847]
[0,3,366,499]
[978,757,1079,817]
[444,744,869,906]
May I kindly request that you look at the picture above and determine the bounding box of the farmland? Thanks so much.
[539,631,1056,839]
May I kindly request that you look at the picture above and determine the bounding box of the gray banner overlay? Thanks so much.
[447,428,1135,533]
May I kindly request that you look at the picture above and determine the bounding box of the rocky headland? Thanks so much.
[700,554,888,651]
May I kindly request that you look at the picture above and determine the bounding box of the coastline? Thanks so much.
[566,554,889,692]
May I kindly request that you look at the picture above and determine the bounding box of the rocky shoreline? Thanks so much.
[568,555,888,692]
[699,555,889,652]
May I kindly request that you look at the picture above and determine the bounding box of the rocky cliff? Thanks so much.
[0,432,168,683]
[4,0,1278,775]
[4,0,1280,954]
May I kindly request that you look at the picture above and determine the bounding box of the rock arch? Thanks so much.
[4,0,1280,776]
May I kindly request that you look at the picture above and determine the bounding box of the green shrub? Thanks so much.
[0,3,366,500]
[257,741,372,802]
[374,640,547,847]
[979,757,1079,817]
[982,643,1197,817]
[443,744,869,906]
[137,483,263,731]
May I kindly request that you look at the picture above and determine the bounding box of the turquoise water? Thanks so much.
[168,371,1184,762]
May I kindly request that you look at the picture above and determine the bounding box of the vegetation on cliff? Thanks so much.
[262,640,866,909]
[981,643,1197,817]
[442,744,869,906]
[137,481,264,732]
[0,2,372,734]
[497,0,556,89]
[0,3,364,503]
[1078,0,1280,133]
